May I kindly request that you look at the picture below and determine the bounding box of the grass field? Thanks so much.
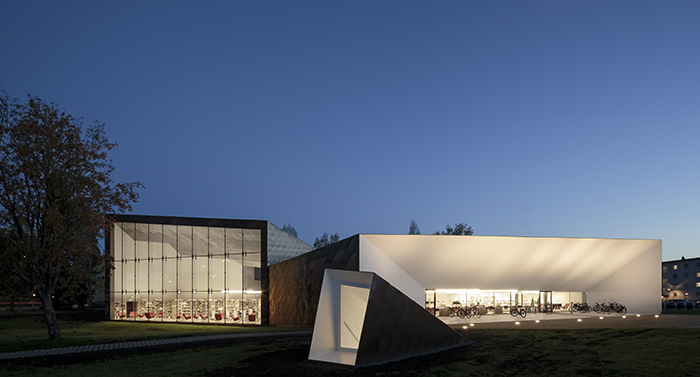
[0,311,309,353]
[1,324,699,376]
[2,312,700,376]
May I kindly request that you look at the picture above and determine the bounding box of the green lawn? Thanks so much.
[1,327,698,376]
[422,328,700,377]
[0,312,310,353]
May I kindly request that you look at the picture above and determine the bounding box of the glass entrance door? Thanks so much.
[539,290,553,313]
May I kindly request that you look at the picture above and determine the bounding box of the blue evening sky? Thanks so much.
[1,1,698,261]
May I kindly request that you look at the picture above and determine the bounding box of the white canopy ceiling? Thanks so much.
[360,234,660,292]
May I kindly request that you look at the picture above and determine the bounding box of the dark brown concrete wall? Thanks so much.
[268,235,359,325]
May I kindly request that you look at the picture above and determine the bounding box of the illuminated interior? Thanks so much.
[110,222,262,324]
[425,289,584,314]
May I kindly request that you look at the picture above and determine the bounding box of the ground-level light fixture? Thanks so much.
[636,314,641,317]
[599,317,603,320]
[622,315,627,318]
[655,315,659,318]
[535,320,540,323]
[577,319,582,322]
[463,325,467,329]
[469,323,474,327]
[515,322,520,325]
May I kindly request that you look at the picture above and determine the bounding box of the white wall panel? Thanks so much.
[587,242,662,313]
[359,236,425,306]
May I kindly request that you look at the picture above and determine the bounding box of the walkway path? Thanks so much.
[0,330,312,361]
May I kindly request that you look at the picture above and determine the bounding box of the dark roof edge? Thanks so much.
[662,256,700,263]
[107,214,267,229]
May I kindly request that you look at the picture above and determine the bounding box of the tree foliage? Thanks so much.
[0,91,142,340]
[313,232,339,248]
[434,222,474,235]
[408,219,421,234]
[281,223,298,238]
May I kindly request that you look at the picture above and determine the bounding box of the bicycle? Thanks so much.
[510,306,527,318]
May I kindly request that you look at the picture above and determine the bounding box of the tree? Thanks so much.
[408,219,421,234]
[434,222,474,235]
[313,232,339,248]
[281,223,298,238]
[0,91,142,340]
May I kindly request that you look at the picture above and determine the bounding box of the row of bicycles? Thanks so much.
[447,305,483,319]
[570,301,627,315]
[510,304,553,318]
[592,301,627,315]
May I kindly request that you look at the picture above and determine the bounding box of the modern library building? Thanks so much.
[107,215,662,328]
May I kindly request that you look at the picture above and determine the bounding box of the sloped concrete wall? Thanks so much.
[269,235,360,325]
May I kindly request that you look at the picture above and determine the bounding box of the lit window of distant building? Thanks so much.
[697,272,700,278]
[674,265,678,270]
[663,279,668,284]
[663,266,668,275]
[696,282,700,288]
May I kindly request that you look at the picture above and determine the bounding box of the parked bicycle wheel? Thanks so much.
[510,308,519,317]
[519,308,527,318]
[473,307,481,318]
[457,308,466,319]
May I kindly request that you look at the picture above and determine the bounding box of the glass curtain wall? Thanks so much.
[110,222,262,324]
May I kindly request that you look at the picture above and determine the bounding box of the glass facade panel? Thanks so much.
[135,259,148,296]
[193,227,209,309]
[149,225,163,293]
[150,224,163,259]
[178,226,193,293]
[123,259,135,292]
[243,229,261,324]
[122,222,135,261]
[111,223,123,313]
[225,228,243,324]
[110,221,263,325]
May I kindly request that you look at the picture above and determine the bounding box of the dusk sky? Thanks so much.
[2,1,699,261]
